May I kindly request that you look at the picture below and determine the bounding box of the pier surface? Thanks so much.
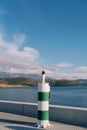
[0,112,87,130]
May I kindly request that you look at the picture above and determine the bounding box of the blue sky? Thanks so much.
[0,0,87,79]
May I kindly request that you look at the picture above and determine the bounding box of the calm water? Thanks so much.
[0,86,87,108]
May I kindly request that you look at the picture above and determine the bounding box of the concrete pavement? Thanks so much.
[0,112,87,130]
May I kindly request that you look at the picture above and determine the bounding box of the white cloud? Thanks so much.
[75,66,87,72]
[0,31,40,75]
[0,31,41,74]
[40,64,87,80]
[0,32,39,63]
[23,47,39,60]
[0,31,87,79]
[56,63,73,68]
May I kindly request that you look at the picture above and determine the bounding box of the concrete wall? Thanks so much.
[0,100,87,126]
[49,105,87,126]
[0,100,37,117]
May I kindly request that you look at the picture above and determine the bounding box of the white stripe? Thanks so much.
[38,83,50,92]
[38,120,49,124]
[38,101,49,110]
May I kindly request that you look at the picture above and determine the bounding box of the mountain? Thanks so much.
[0,71,12,78]
[75,79,87,86]
[0,71,41,79]
[0,71,87,87]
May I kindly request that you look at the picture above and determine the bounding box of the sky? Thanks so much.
[0,0,87,79]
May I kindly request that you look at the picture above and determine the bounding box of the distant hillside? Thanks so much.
[0,77,40,87]
[0,71,41,79]
[0,71,87,87]
[47,79,87,86]
[0,77,87,87]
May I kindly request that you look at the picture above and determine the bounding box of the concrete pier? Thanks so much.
[0,112,87,130]
[0,100,87,127]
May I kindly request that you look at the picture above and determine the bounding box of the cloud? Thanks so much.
[74,66,87,72]
[0,57,42,74]
[56,63,73,68]
[0,31,40,74]
[0,32,39,63]
[0,31,87,79]
[40,64,87,80]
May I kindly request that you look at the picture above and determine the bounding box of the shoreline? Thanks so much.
[0,84,86,88]
[0,84,25,88]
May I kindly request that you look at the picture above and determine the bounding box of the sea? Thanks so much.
[0,86,87,108]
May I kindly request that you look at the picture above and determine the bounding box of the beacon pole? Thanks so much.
[37,71,51,128]
[42,71,45,84]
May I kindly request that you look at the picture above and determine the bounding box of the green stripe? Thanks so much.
[38,110,49,120]
[38,92,50,101]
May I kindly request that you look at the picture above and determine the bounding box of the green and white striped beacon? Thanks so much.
[37,71,51,128]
